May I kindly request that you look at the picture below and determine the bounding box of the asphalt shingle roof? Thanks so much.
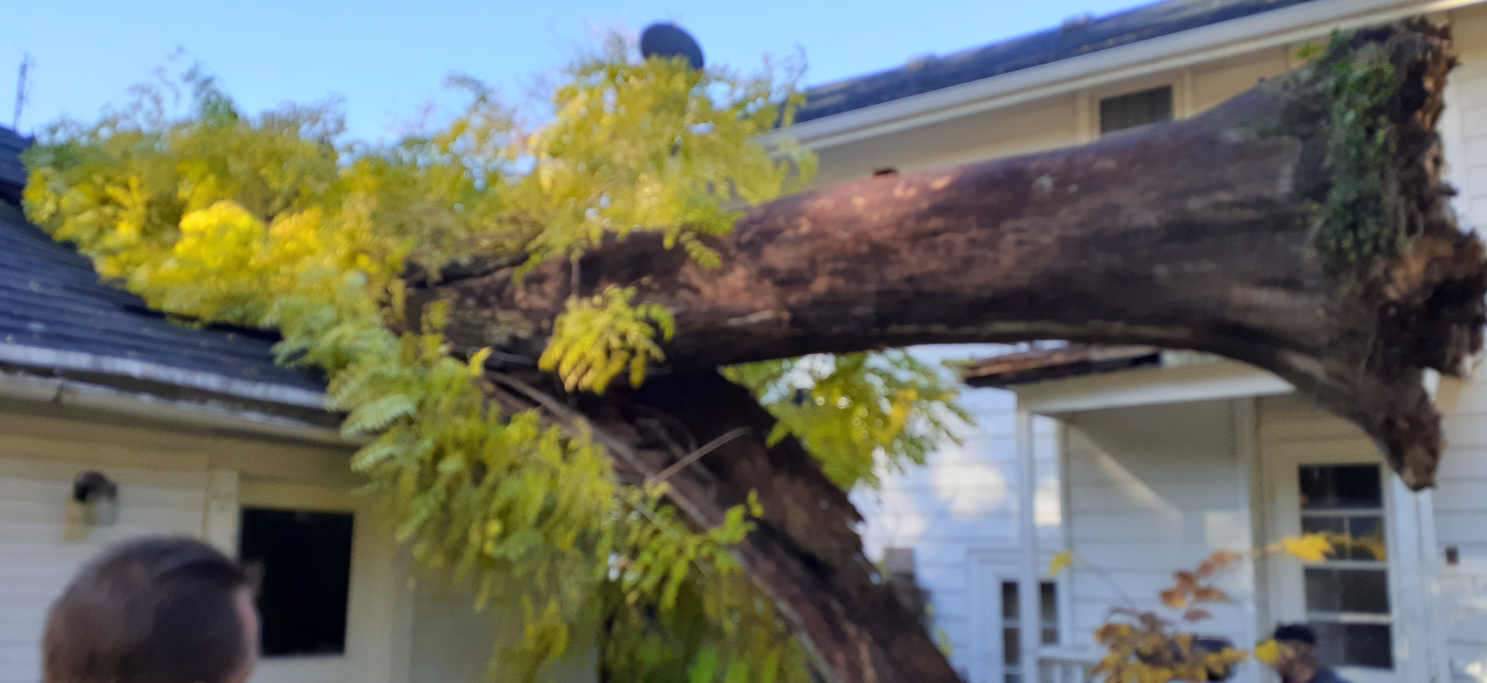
[0,131,324,396]
[794,0,1322,124]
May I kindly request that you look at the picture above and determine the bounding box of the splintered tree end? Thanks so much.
[1265,20,1487,489]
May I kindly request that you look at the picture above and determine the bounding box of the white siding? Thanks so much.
[0,456,207,683]
[1432,7,1487,681]
[853,345,1064,680]
[409,589,502,683]
[1061,399,1258,683]
[408,586,596,683]
[0,401,546,683]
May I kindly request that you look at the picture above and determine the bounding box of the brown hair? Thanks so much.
[43,536,253,683]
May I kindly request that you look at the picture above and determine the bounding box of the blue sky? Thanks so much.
[4,0,1150,142]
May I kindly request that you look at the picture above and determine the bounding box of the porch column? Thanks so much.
[1017,410,1040,683]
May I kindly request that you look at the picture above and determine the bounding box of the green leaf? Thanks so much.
[342,394,418,436]
[688,648,720,683]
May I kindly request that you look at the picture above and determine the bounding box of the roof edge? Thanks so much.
[772,0,1473,150]
[0,369,355,447]
[0,341,327,409]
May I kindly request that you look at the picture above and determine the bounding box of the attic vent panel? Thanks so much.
[1099,85,1173,135]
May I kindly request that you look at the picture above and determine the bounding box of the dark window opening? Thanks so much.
[239,508,354,657]
[1099,86,1174,135]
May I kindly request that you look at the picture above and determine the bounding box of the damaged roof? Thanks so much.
[0,128,326,408]
[960,344,1163,387]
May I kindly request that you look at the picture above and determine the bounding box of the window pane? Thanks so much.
[1301,516,1345,535]
[1099,86,1173,134]
[1305,568,1390,614]
[1343,515,1387,561]
[1005,673,1021,683]
[1313,622,1393,669]
[1040,582,1058,623]
[1002,581,1018,621]
[240,508,355,657]
[1003,627,1020,665]
[1042,628,1059,645]
[1300,465,1382,510]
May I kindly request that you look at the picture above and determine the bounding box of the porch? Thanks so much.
[964,349,1453,683]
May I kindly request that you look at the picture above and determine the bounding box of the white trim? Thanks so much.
[1016,410,1040,683]
[203,468,241,555]
[1263,446,1404,683]
[966,547,1022,683]
[1233,398,1264,683]
[1415,487,1453,683]
[0,369,353,446]
[1013,360,1293,415]
[0,341,327,408]
[774,0,1485,151]
[240,480,409,683]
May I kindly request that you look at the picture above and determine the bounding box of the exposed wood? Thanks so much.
[961,344,1163,386]
[431,21,1482,683]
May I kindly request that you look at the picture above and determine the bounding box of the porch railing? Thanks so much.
[1037,646,1101,683]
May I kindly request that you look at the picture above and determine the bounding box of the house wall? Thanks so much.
[1428,6,1487,682]
[0,397,577,683]
[1255,393,1443,683]
[835,22,1309,683]
[851,344,1063,682]
[806,48,1298,190]
[837,5,1487,682]
[1060,399,1260,683]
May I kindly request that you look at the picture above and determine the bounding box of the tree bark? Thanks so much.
[435,21,1481,683]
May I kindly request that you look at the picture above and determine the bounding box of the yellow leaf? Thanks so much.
[468,347,493,376]
[1049,550,1074,578]
[1254,639,1291,667]
[1281,534,1334,563]
[1160,589,1189,609]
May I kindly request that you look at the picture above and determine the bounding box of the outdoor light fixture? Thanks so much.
[72,470,118,526]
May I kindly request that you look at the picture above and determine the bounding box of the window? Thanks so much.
[1099,86,1174,135]
[239,508,355,657]
[1298,464,1392,670]
[1000,580,1059,683]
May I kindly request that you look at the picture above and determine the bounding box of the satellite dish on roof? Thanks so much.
[641,23,705,70]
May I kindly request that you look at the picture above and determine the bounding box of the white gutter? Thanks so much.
[0,370,356,447]
[775,0,1483,151]
[0,341,327,409]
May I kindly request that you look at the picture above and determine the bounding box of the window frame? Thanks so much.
[1260,428,1412,683]
[235,480,363,679]
[1296,463,1395,670]
[1082,73,1188,142]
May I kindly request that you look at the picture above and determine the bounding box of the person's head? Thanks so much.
[42,536,259,683]
[1272,623,1321,680]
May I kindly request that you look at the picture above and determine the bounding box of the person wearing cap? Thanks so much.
[1271,624,1352,683]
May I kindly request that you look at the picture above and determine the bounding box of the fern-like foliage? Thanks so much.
[20,40,956,683]
[724,350,972,490]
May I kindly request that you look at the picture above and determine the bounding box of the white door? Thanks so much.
[1266,450,1405,683]
[967,549,1063,683]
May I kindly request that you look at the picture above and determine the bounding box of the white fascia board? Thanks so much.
[0,341,326,409]
[0,370,356,447]
[1013,359,1294,415]
[772,0,1484,151]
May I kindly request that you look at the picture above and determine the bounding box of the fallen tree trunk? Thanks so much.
[435,21,1482,683]
[446,21,1479,490]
